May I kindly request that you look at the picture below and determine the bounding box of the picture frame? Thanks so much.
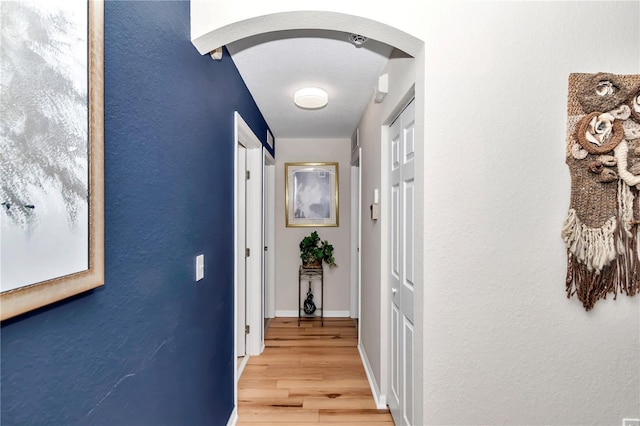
[285,162,338,227]
[0,1,104,320]
[267,128,274,150]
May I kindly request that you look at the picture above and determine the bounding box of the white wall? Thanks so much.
[193,1,640,424]
[358,49,416,400]
[421,3,639,425]
[274,138,351,316]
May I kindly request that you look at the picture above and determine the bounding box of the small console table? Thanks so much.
[298,266,324,326]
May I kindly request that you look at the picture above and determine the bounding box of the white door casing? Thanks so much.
[235,112,263,357]
[236,144,247,359]
[350,147,362,320]
[233,112,265,409]
[388,100,415,426]
[263,150,276,320]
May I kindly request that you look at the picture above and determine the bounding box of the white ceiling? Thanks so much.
[226,30,394,139]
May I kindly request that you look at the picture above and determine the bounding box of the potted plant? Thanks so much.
[299,230,337,268]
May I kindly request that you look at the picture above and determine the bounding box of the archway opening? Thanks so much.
[191,8,426,426]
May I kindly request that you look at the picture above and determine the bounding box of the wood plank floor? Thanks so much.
[237,317,394,425]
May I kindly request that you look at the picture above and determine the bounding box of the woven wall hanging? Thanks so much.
[563,72,640,310]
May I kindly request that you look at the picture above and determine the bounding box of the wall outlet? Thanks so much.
[623,419,640,426]
[195,254,204,281]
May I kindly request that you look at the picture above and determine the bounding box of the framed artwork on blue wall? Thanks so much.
[285,162,338,227]
[0,0,104,320]
[267,128,274,150]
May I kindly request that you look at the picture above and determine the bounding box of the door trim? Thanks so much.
[350,147,361,320]
[233,112,264,410]
[263,149,275,320]
[236,143,247,360]
[235,111,263,356]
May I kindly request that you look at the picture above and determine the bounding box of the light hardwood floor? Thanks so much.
[237,317,394,425]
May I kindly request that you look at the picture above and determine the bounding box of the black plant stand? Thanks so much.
[298,266,324,326]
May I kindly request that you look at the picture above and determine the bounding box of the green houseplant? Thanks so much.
[299,231,337,268]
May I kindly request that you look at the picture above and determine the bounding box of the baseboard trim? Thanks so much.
[275,310,351,318]
[238,355,250,377]
[358,342,387,409]
[226,406,238,426]
[325,310,351,317]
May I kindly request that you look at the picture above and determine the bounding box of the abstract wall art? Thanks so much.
[563,72,640,310]
[0,0,104,320]
[285,162,338,227]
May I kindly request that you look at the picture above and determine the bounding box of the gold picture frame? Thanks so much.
[285,162,338,227]
[1,1,104,320]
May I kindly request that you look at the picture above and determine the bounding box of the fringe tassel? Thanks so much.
[618,180,635,239]
[566,247,640,310]
[565,185,640,310]
[566,254,617,311]
[561,209,617,273]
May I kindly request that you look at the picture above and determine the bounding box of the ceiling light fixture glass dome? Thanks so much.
[294,87,328,109]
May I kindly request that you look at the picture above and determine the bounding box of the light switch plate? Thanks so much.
[371,203,380,220]
[196,254,204,281]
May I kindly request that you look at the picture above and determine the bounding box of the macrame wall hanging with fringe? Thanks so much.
[563,72,640,310]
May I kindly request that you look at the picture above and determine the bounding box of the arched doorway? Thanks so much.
[191,8,426,426]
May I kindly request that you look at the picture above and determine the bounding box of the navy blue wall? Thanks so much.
[1,1,269,424]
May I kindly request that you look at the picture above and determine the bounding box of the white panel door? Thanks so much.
[388,100,415,426]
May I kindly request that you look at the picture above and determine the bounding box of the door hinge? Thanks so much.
[245,325,250,334]
[245,248,250,257]
[264,246,268,252]
[246,170,250,180]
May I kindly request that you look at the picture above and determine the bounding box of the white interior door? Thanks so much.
[233,113,266,416]
[388,100,415,426]
[236,144,247,359]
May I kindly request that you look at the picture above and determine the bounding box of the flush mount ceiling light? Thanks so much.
[294,87,328,109]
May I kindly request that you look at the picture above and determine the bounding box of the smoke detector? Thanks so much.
[348,33,367,47]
